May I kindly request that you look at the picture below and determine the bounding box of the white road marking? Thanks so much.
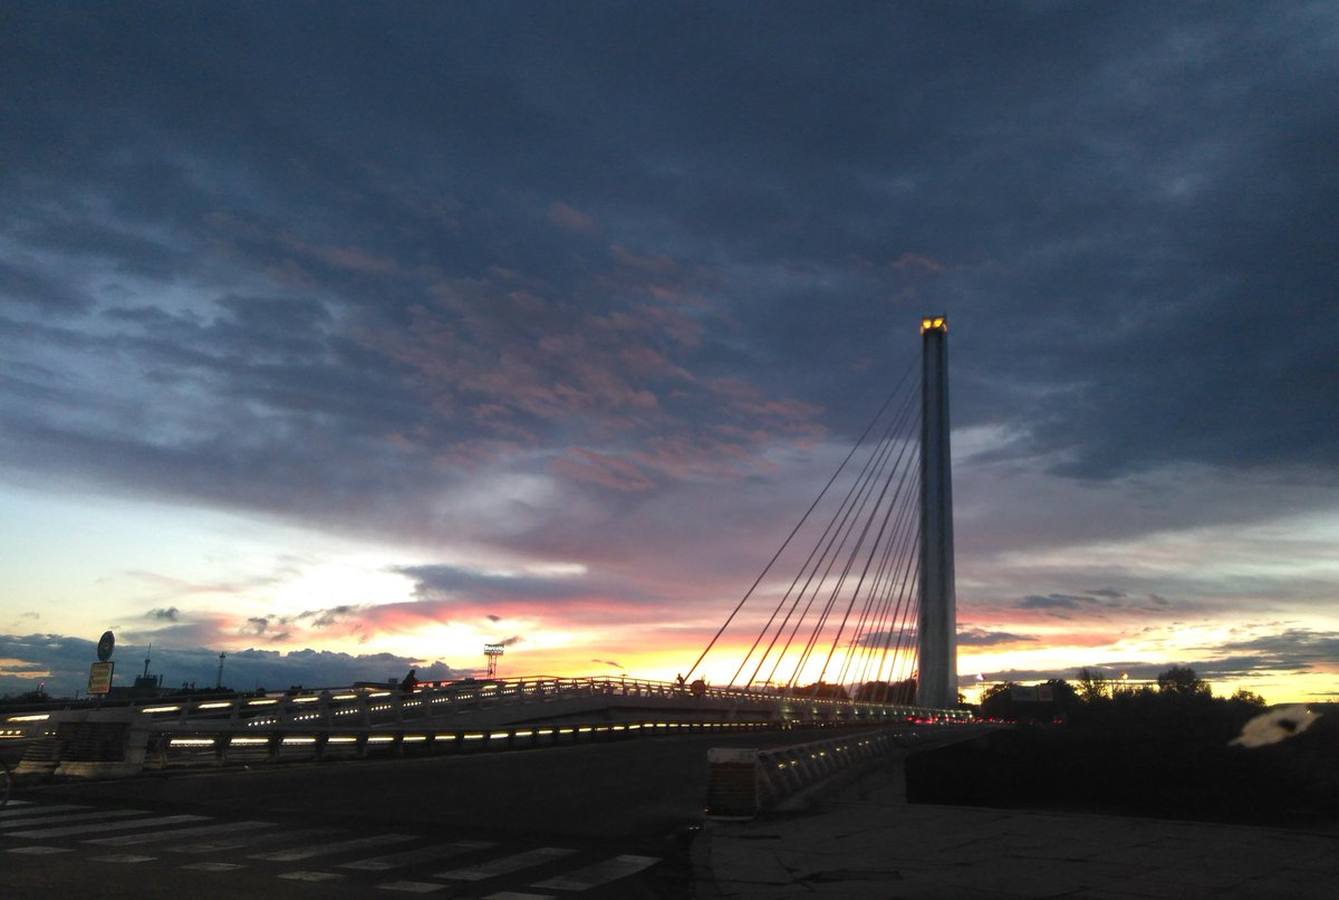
[0,809,149,829]
[89,853,157,863]
[437,847,576,881]
[86,820,276,846]
[7,814,208,839]
[5,846,75,855]
[277,870,344,882]
[181,862,246,871]
[0,804,88,819]
[171,827,339,854]
[0,800,34,807]
[340,839,496,871]
[251,833,417,862]
[532,853,661,891]
[376,882,446,894]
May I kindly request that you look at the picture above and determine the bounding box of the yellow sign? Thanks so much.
[88,661,115,695]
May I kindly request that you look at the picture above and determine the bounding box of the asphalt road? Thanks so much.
[3,725,926,899]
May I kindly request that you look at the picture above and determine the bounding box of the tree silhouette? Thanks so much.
[1156,665,1210,698]
[854,677,916,704]
[1075,667,1109,702]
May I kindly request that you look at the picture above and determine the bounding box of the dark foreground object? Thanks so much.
[907,704,1338,827]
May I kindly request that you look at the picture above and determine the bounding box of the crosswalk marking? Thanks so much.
[5,846,74,855]
[0,803,88,819]
[7,814,209,839]
[0,809,149,829]
[86,820,276,846]
[377,882,446,894]
[171,827,340,854]
[532,853,661,891]
[89,853,157,863]
[181,861,246,871]
[251,833,417,862]
[340,839,497,871]
[277,870,344,882]
[438,847,576,881]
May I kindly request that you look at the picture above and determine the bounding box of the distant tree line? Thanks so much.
[977,665,1267,723]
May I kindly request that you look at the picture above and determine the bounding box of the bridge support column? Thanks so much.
[916,316,957,709]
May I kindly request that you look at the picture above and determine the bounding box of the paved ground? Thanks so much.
[0,726,899,899]
[694,757,1339,899]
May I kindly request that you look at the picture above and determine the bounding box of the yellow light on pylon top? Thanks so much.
[920,316,948,334]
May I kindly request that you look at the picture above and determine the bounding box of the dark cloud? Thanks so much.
[297,605,361,629]
[496,635,523,648]
[240,617,270,636]
[1018,594,1093,610]
[591,658,623,670]
[0,633,470,697]
[961,627,1339,687]
[2,4,1333,541]
[146,607,180,622]
[957,628,1036,647]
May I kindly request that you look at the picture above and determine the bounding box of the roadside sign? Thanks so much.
[88,661,115,694]
[97,630,115,662]
[1037,684,1054,702]
[1010,685,1039,702]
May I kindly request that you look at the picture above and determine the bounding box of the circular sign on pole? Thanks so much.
[97,630,115,662]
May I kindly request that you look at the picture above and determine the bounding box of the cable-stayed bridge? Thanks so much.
[5,316,971,780]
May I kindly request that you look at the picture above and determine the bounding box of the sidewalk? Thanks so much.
[693,756,1339,899]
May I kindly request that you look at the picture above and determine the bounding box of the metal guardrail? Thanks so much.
[706,727,924,819]
[143,718,777,770]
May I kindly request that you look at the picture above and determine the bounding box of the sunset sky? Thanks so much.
[3,3,1337,703]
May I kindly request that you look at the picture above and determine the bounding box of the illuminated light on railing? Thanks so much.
[140,706,181,714]
[437,734,457,741]
[230,737,269,746]
[169,738,216,747]
[196,701,232,710]
[537,729,553,736]
[402,735,427,742]
[611,725,626,731]
[291,696,320,704]
[282,737,317,745]
[463,733,485,741]
[578,726,593,733]
[627,724,641,730]
[514,730,534,737]
[369,691,391,698]
[367,735,395,743]
[488,731,510,740]
[7,713,50,722]
[595,726,611,732]
[558,727,574,735]
[327,736,357,744]
[247,699,279,706]
[333,694,357,701]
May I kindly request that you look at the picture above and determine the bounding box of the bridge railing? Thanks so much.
[138,717,780,771]
[107,676,969,731]
[706,727,917,819]
[3,676,971,752]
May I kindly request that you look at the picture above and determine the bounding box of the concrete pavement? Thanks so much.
[694,756,1339,899]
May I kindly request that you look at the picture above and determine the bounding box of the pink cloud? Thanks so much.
[551,449,657,492]
[889,252,946,274]
[548,201,599,234]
